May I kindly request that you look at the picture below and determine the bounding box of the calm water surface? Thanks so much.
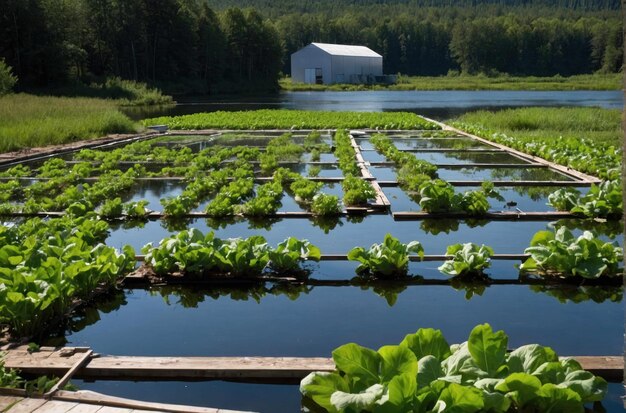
[64,95,626,412]
[128,90,623,120]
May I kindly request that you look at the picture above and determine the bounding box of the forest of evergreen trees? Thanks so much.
[0,0,621,94]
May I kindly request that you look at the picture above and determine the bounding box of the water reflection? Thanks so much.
[124,90,623,121]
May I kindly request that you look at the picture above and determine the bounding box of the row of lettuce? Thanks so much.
[300,323,607,413]
[1,218,622,338]
[0,131,378,218]
[0,131,621,219]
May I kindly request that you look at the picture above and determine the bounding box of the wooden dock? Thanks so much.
[0,391,251,412]
[2,347,622,383]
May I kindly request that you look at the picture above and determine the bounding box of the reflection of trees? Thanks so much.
[529,285,622,304]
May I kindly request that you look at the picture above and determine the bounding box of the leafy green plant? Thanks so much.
[342,175,376,206]
[439,243,494,277]
[547,188,580,211]
[311,194,342,216]
[161,195,196,217]
[300,323,608,413]
[291,178,323,203]
[519,227,622,279]
[570,180,622,218]
[98,197,124,218]
[268,237,321,274]
[123,200,150,218]
[348,234,424,277]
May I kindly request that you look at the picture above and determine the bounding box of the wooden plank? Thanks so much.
[419,117,601,183]
[81,356,336,381]
[393,211,580,221]
[66,404,103,413]
[4,398,47,413]
[44,350,94,397]
[31,400,79,412]
[377,180,592,187]
[0,396,23,411]
[54,390,254,413]
[368,162,546,169]
[94,407,132,413]
[360,148,505,153]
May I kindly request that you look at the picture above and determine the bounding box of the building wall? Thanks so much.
[291,45,383,84]
[291,46,332,84]
[330,55,383,83]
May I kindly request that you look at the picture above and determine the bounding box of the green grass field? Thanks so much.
[281,73,621,91]
[0,94,139,153]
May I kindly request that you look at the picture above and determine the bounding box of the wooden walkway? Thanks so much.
[2,347,622,383]
[0,390,250,413]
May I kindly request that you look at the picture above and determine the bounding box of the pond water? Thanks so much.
[127,90,623,120]
[14,117,623,412]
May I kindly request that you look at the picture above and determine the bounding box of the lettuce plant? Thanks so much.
[268,237,321,274]
[301,323,607,413]
[439,243,494,277]
[348,234,424,277]
[311,194,342,216]
[520,227,622,279]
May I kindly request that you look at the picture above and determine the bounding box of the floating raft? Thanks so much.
[2,347,622,383]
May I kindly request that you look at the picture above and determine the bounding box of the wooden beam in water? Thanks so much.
[377,180,592,187]
[2,348,622,382]
[393,211,580,221]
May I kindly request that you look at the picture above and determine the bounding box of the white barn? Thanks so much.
[290,43,383,85]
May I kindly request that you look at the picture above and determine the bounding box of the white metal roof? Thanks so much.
[309,43,382,58]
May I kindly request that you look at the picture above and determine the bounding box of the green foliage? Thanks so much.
[342,175,376,206]
[98,197,124,218]
[347,234,424,277]
[520,227,622,279]
[548,181,622,218]
[311,194,342,216]
[0,215,135,337]
[300,323,608,413]
[239,181,283,216]
[0,59,17,96]
[418,180,499,215]
[291,178,323,203]
[454,107,621,180]
[142,229,319,277]
[439,243,494,277]
[0,94,137,153]
[145,110,439,131]
[268,237,321,274]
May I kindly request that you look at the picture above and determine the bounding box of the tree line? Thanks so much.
[0,0,621,94]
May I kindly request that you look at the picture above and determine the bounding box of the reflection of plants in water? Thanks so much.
[161,217,193,232]
[205,216,239,230]
[121,219,147,230]
[247,217,281,231]
[553,219,623,239]
[268,283,313,301]
[150,283,313,308]
[449,276,489,300]
[508,186,558,201]
[369,283,408,306]
[42,290,128,346]
[489,167,564,182]
[346,214,365,224]
[420,219,459,235]
[310,216,343,233]
[529,285,623,304]
[420,218,487,235]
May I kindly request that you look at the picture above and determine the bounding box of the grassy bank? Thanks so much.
[0,94,139,153]
[143,109,439,130]
[452,107,622,179]
[281,73,621,91]
[29,77,175,106]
